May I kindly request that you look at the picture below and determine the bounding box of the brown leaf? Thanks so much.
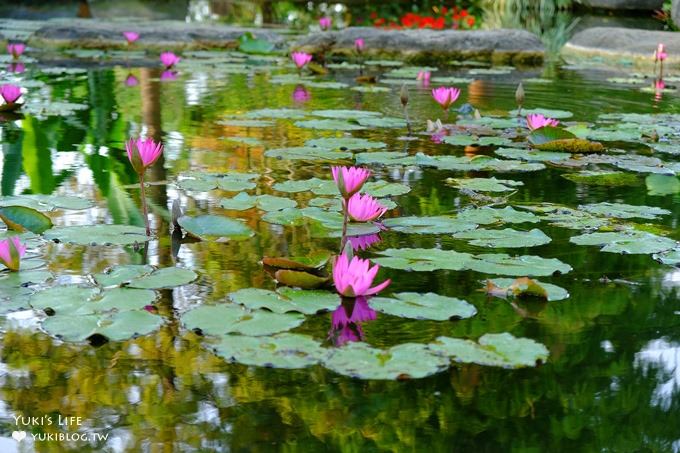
[274,270,329,289]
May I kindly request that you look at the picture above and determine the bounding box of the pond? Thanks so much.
[0,40,680,451]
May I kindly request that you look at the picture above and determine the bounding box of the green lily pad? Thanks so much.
[383,216,477,234]
[646,175,680,195]
[0,205,52,233]
[306,137,387,151]
[273,177,330,193]
[562,171,639,187]
[265,146,352,161]
[177,215,253,241]
[370,292,477,321]
[442,135,512,147]
[213,333,327,369]
[357,117,408,128]
[579,202,670,220]
[429,333,549,368]
[244,108,308,119]
[355,152,417,166]
[362,181,411,197]
[416,153,544,173]
[220,193,297,211]
[219,119,275,127]
[495,148,571,162]
[94,264,155,287]
[311,109,382,119]
[569,231,676,254]
[374,248,473,272]
[261,208,306,226]
[43,310,162,342]
[447,177,523,192]
[528,126,577,145]
[128,267,197,289]
[457,206,539,225]
[654,249,680,266]
[323,343,449,380]
[43,225,149,246]
[275,269,329,289]
[294,119,365,131]
[229,287,339,314]
[182,305,305,336]
[487,278,569,301]
[467,253,572,276]
[351,86,391,93]
[453,228,551,248]
[0,195,93,211]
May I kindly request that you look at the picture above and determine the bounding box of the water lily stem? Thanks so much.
[404,107,412,136]
[340,199,349,253]
[140,173,151,236]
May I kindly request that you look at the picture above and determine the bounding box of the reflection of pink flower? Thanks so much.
[336,324,363,346]
[346,193,388,222]
[331,166,371,199]
[160,51,180,68]
[431,86,460,111]
[431,132,444,144]
[0,84,22,104]
[0,236,26,272]
[333,253,390,297]
[656,79,665,91]
[526,113,559,131]
[291,51,312,69]
[123,31,139,44]
[160,70,177,82]
[355,38,365,52]
[7,43,25,59]
[125,73,139,86]
[348,233,381,251]
[417,70,431,87]
[7,63,25,74]
[329,297,376,346]
[126,137,164,174]
[292,84,310,103]
[319,17,332,30]
[655,43,667,61]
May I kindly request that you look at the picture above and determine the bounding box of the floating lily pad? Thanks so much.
[370,292,477,321]
[383,216,477,234]
[243,108,308,119]
[43,310,163,342]
[0,195,93,211]
[219,119,275,127]
[273,177,330,193]
[323,343,449,380]
[355,152,417,166]
[351,86,391,93]
[357,117,407,128]
[429,333,549,368]
[363,181,411,197]
[128,267,197,289]
[306,137,387,151]
[453,228,551,248]
[457,206,539,225]
[447,177,523,192]
[654,249,680,266]
[442,135,511,147]
[177,215,253,241]
[275,269,329,289]
[0,206,52,233]
[511,108,572,119]
[570,231,676,254]
[265,146,352,161]
[527,126,577,145]
[213,333,327,369]
[486,278,569,301]
[562,171,639,187]
[374,248,473,272]
[467,253,572,276]
[294,119,365,131]
[43,225,149,246]
[579,202,670,220]
[182,305,305,336]
[261,208,306,226]
[94,264,155,287]
[220,193,297,211]
[495,148,571,162]
[646,175,680,195]
[229,287,338,314]
[311,109,382,119]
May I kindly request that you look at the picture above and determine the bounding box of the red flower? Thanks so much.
[467,16,475,27]
[370,11,377,19]
[460,9,469,17]
[442,6,448,14]
[374,18,385,26]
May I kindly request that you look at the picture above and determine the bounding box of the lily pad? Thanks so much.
[228,287,338,314]
[374,248,473,272]
[457,207,539,225]
[265,146,352,161]
[562,171,639,187]
[43,225,149,246]
[323,343,449,380]
[453,228,551,248]
[0,206,52,233]
[579,202,670,220]
[213,333,327,369]
[355,152,417,166]
[177,215,253,241]
[0,195,93,211]
[244,108,307,119]
[467,253,572,276]
[447,177,523,192]
[357,117,408,128]
[429,333,549,368]
[495,148,571,162]
[294,119,365,131]
[511,108,573,119]
[527,126,577,145]
[383,216,477,234]
[646,175,680,195]
[311,109,382,119]
[570,231,676,254]
[182,305,305,336]
[306,137,387,151]
[94,264,155,287]
[220,193,297,211]
[261,208,306,226]
[128,267,197,289]
[370,292,477,321]
[485,277,569,301]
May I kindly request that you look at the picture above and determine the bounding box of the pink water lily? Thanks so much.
[656,43,667,61]
[123,31,139,44]
[292,84,310,103]
[417,70,431,86]
[126,137,163,174]
[0,84,22,104]
[8,63,25,74]
[291,51,312,69]
[160,51,180,68]
[332,166,371,199]
[7,43,25,59]
[348,233,381,251]
[355,38,365,52]
[333,253,390,297]
[160,70,177,82]
[319,17,332,30]
[431,86,460,111]
[125,73,139,87]
[346,193,387,222]
[332,297,376,328]
[0,236,26,272]
[526,113,560,131]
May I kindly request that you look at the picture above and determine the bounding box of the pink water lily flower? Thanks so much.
[125,73,139,87]
[348,233,381,251]
[292,84,310,103]
[346,193,387,222]
[526,113,560,131]
[656,79,665,91]
[355,38,365,52]
[332,253,390,297]
[126,137,164,174]
[656,43,667,61]
[291,51,312,69]
[160,51,180,68]
[0,236,26,272]
[7,43,25,59]
[123,31,139,44]
[0,84,22,104]
[431,86,460,111]
[417,70,431,86]
[319,17,332,30]
[160,70,177,82]
[331,166,371,199]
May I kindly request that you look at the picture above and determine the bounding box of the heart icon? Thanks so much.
[12,431,26,442]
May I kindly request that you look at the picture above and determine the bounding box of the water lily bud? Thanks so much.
[400,83,409,107]
[515,81,525,106]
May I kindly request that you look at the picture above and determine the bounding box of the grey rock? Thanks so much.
[580,0,663,10]
[293,27,544,65]
[564,27,679,62]
[673,0,680,28]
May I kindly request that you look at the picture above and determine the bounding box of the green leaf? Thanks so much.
[306,137,387,151]
[238,32,276,54]
[294,119,365,131]
[527,126,577,145]
[177,215,253,241]
[579,202,670,220]
[274,269,329,289]
[467,253,572,276]
[311,109,382,119]
[43,224,149,246]
[447,177,524,192]
[429,333,549,368]
[265,146,352,161]
[453,228,551,248]
[182,305,305,336]
[486,278,569,301]
[570,231,676,254]
[42,310,162,342]
[370,292,477,321]
[457,206,539,225]
[127,267,197,289]
[0,206,52,233]
[213,333,327,369]
[383,216,477,234]
[228,287,339,314]
[93,264,155,287]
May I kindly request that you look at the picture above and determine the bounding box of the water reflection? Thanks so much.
[348,233,381,251]
[329,296,377,346]
[292,84,310,104]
